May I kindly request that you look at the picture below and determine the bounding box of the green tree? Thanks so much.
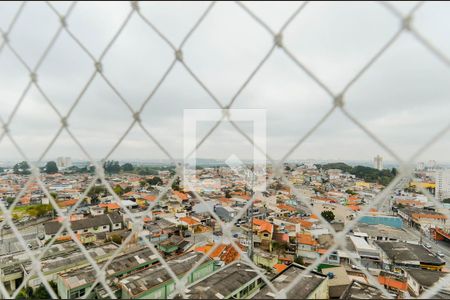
[88,186,107,202]
[121,163,134,172]
[345,189,356,195]
[391,168,398,176]
[110,234,122,244]
[44,161,58,174]
[103,160,121,174]
[113,185,124,196]
[6,197,15,206]
[15,287,32,299]
[294,256,304,265]
[321,210,335,223]
[50,192,58,201]
[147,176,163,186]
[13,161,31,175]
[32,281,57,299]
[172,177,181,191]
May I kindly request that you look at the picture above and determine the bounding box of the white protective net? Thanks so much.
[1,1,450,299]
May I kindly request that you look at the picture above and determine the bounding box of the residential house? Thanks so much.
[181,261,263,299]
[56,247,160,298]
[403,267,450,297]
[120,251,213,299]
[252,263,329,299]
[43,212,123,240]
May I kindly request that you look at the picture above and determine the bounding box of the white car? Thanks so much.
[425,243,432,249]
[437,252,445,258]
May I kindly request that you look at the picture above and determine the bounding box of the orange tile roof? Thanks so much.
[310,214,319,220]
[277,204,297,212]
[180,216,200,226]
[20,195,31,205]
[211,244,227,258]
[297,233,318,246]
[221,243,242,264]
[195,243,215,254]
[253,218,273,234]
[123,191,136,197]
[412,213,447,220]
[58,199,77,208]
[396,199,423,206]
[173,191,189,201]
[348,205,361,211]
[141,195,157,202]
[288,217,313,229]
[273,263,288,273]
[99,203,120,210]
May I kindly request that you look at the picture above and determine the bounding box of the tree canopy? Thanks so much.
[121,163,134,172]
[319,162,397,186]
[44,161,58,174]
[103,160,121,174]
[147,176,163,186]
[321,210,335,223]
[13,161,31,175]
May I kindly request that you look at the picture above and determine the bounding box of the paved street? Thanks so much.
[0,223,44,255]
[402,225,450,266]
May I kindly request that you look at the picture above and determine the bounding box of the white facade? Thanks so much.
[57,157,72,169]
[436,169,450,201]
[373,155,383,171]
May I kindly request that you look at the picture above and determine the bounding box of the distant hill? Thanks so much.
[318,162,397,186]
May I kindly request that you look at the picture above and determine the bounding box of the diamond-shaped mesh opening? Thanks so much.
[1,1,450,299]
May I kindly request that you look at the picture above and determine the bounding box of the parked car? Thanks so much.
[437,252,445,258]
[425,243,432,249]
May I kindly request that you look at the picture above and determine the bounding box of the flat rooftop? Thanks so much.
[121,251,209,297]
[375,241,444,265]
[403,267,448,287]
[340,280,391,299]
[183,261,260,299]
[59,247,158,289]
[253,263,327,299]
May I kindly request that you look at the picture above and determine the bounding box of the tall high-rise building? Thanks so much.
[436,169,450,201]
[373,155,383,171]
[428,160,437,170]
[57,157,72,169]
[417,162,425,171]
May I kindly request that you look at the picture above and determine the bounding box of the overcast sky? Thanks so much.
[1,1,450,165]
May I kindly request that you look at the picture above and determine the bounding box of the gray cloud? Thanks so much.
[1,1,450,165]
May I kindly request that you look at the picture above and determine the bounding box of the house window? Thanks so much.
[84,229,88,233]
[263,233,269,237]
[103,225,107,229]
[240,285,249,297]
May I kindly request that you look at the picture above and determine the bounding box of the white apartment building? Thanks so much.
[436,169,450,201]
[373,155,383,171]
[57,156,72,169]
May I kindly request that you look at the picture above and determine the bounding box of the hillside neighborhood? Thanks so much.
[0,160,449,299]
